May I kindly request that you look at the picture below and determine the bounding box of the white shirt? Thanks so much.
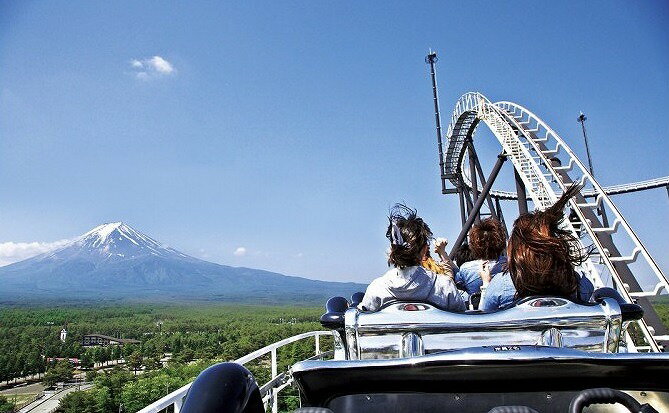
[359,265,466,312]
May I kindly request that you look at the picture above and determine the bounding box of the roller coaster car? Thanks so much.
[320,288,645,360]
[181,289,669,412]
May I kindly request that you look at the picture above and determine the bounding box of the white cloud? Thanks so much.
[129,55,176,80]
[233,247,247,257]
[0,239,71,267]
[149,56,174,74]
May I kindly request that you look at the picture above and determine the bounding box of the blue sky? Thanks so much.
[0,1,667,282]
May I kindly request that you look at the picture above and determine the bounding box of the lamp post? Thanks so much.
[577,112,609,226]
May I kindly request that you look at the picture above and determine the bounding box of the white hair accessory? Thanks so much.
[390,221,408,247]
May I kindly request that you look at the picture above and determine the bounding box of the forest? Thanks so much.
[3,299,669,412]
[0,304,330,412]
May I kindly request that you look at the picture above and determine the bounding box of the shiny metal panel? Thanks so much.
[400,333,424,358]
[291,345,669,374]
[538,328,563,347]
[332,330,348,360]
[345,298,623,359]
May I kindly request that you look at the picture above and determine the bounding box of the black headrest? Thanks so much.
[592,288,645,322]
[320,296,348,329]
[326,296,348,313]
[592,287,625,305]
[589,288,645,322]
[350,292,365,307]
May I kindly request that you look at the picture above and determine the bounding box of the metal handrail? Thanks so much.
[137,330,331,413]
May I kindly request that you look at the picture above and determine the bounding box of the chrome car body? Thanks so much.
[336,297,629,360]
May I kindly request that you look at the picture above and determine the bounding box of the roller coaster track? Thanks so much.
[442,92,669,352]
[480,176,669,201]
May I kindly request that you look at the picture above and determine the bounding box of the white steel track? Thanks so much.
[443,93,669,352]
[481,176,669,200]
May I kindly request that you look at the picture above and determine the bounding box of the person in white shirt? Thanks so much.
[359,204,466,312]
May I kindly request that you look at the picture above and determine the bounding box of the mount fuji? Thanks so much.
[0,222,364,303]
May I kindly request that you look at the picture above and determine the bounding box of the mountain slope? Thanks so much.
[0,222,365,302]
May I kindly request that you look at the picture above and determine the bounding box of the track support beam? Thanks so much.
[514,168,529,215]
[450,154,507,258]
[468,142,480,223]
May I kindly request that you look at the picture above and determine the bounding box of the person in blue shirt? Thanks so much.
[453,218,507,297]
[479,185,595,311]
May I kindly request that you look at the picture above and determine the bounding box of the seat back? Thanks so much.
[344,297,624,359]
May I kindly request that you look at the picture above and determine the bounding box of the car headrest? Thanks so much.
[320,296,348,329]
[350,292,365,307]
[592,287,644,322]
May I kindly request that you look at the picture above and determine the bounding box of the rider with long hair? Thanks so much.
[479,185,594,311]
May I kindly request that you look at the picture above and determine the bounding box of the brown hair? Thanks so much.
[507,185,588,299]
[469,218,506,260]
[386,204,432,269]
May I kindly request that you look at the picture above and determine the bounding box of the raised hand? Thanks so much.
[480,260,492,285]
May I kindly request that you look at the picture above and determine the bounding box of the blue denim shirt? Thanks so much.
[480,272,595,312]
[454,256,507,296]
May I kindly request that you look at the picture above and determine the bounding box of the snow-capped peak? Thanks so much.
[82,222,125,245]
[74,221,184,259]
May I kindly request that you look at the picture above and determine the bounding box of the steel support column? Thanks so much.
[495,198,509,239]
[450,154,507,258]
[514,168,529,215]
[470,144,500,221]
[468,142,480,223]
[458,190,466,226]
[459,176,474,215]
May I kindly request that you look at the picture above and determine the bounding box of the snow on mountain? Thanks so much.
[0,222,364,302]
[59,221,189,261]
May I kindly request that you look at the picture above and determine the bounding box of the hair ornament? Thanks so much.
[390,220,408,247]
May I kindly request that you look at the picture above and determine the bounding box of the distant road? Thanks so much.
[19,384,92,413]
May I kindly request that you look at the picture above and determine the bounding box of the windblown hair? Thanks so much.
[452,243,475,267]
[386,204,432,269]
[507,185,589,299]
[469,218,506,260]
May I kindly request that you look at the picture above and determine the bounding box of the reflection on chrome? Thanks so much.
[338,298,624,360]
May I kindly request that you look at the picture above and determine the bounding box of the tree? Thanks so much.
[54,390,97,413]
[80,351,94,369]
[175,348,194,363]
[85,369,98,383]
[93,347,104,367]
[43,360,74,388]
[128,352,143,375]
[0,396,15,413]
[94,368,134,413]
[144,356,162,371]
[112,345,123,362]
[120,373,184,413]
[101,347,112,366]
[8,355,21,382]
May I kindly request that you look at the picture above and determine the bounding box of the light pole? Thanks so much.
[577,112,609,226]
